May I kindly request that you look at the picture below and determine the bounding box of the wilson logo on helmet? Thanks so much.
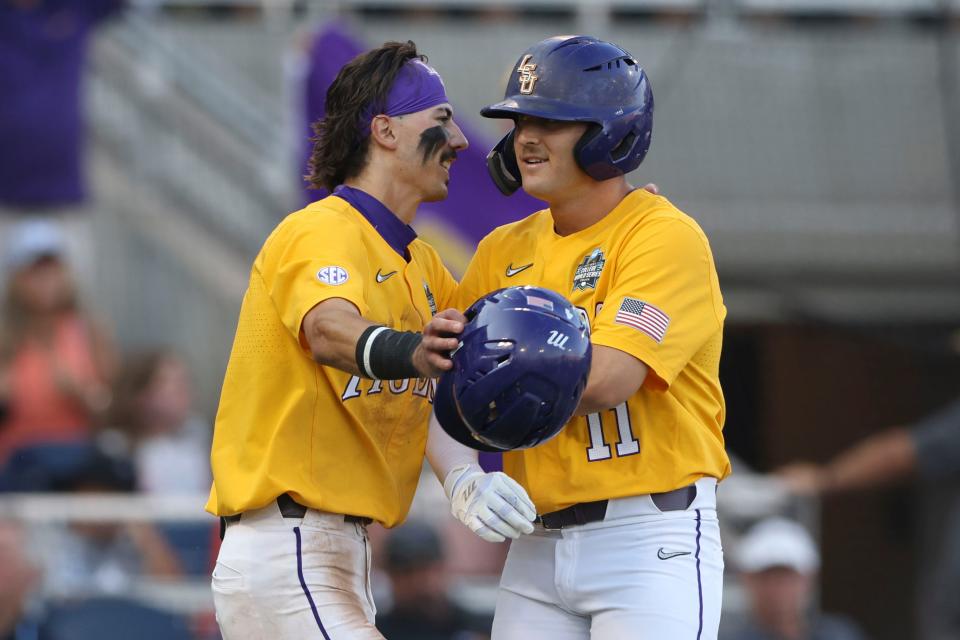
[546,330,570,349]
[517,54,539,94]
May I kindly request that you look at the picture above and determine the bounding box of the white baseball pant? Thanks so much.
[492,477,723,640]
[211,500,382,640]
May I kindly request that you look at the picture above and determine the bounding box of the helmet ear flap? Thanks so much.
[574,103,654,181]
[572,123,607,180]
[485,129,521,196]
[576,123,640,181]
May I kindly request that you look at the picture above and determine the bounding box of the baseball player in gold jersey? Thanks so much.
[427,36,731,639]
[206,42,535,639]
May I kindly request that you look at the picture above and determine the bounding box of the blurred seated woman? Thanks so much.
[0,220,116,467]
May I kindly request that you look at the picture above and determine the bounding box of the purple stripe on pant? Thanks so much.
[695,509,704,640]
[294,526,333,640]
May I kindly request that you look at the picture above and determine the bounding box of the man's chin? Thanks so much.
[520,178,550,201]
[422,183,449,203]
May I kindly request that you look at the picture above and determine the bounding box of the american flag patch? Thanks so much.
[525,294,554,311]
[615,297,670,343]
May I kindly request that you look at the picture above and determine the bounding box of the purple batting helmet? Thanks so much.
[435,286,592,451]
[481,35,654,195]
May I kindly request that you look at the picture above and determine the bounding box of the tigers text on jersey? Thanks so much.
[455,189,730,514]
[206,192,456,527]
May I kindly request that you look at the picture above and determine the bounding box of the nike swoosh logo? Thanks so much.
[657,548,691,560]
[505,263,533,277]
[376,269,397,283]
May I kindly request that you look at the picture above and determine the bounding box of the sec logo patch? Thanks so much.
[317,266,349,286]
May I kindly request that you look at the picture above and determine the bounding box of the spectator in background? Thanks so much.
[777,398,960,640]
[0,221,116,468]
[31,443,182,599]
[108,349,210,494]
[0,520,42,640]
[721,518,867,640]
[0,0,125,286]
[377,520,492,640]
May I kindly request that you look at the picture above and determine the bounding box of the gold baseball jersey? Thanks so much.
[206,188,456,527]
[455,189,730,514]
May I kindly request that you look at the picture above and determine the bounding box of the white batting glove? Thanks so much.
[443,463,537,543]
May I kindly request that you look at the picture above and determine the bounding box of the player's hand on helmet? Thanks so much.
[443,463,536,543]
[413,308,466,378]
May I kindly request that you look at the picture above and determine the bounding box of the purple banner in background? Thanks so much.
[0,0,124,208]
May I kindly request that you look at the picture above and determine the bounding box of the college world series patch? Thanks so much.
[572,248,605,291]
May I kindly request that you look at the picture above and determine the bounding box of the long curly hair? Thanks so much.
[307,41,426,192]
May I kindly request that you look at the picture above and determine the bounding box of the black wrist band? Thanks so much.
[355,325,385,379]
[355,326,423,380]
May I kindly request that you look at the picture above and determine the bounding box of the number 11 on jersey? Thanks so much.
[586,402,640,461]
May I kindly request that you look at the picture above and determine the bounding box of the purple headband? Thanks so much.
[361,59,449,133]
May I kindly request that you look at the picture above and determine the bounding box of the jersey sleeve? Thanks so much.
[591,216,724,389]
[258,216,371,342]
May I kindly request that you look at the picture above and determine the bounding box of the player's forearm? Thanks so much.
[304,301,461,379]
[574,345,648,416]
[425,411,479,484]
[818,427,917,494]
[576,386,620,416]
[303,299,375,376]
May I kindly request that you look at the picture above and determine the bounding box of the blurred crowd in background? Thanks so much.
[0,1,958,639]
